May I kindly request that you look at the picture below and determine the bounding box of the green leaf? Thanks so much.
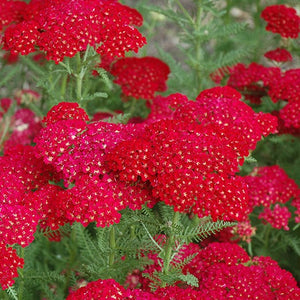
[178,273,199,287]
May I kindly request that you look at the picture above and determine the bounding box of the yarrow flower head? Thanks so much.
[264,48,293,62]
[0,204,39,247]
[0,0,26,32]
[259,204,291,230]
[66,278,125,299]
[42,102,89,125]
[2,0,146,63]
[108,87,278,221]
[0,245,24,290]
[134,241,300,298]
[226,62,281,104]
[110,56,170,100]
[261,4,300,39]
[244,165,299,210]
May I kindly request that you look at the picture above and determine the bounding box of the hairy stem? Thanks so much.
[163,211,181,275]
[109,226,116,266]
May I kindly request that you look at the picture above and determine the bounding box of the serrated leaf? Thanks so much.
[178,273,199,287]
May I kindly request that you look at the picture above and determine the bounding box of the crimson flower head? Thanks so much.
[261,4,300,38]
[0,0,26,32]
[259,204,291,231]
[264,48,293,62]
[111,56,170,100]
[2,0,146,63]
[42,102,89,125]
[0,245,24,290]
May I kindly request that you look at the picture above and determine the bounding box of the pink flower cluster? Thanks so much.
[1,0,146,63]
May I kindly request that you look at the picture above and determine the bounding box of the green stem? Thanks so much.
[0,116,11,148]
[63,229,78,296]
[194,0,203,92]
[109,226,116,266]
[17,247,25,300]
[163,211,181,276]
[263,225,271,250]
[174,0,194,24]
[128,98,137,118]
[141,222,163,252]
[254,0,261,28]
[225,0,233,24]
[60,74,68,100]
[248,241,253,257]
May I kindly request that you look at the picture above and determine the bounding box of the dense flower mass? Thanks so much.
[244,165,299,210]
[0,0,26,32]
[66,278,125,300]
[107,87,277,221]
[225,62,281,104]
[0,245,24,290]
[261,4,300,38]
[2,0,146,63]
[111,57,170,100]
[0,204,39,247]
[133,241,300,299]
[264,48,293,62]
[259,204,291,230]
[42,102,89,125]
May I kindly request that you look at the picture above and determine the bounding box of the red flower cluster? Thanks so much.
[2,0,146,63]
[225,62,281,104]
[261,5,300,39]
[66,278,125,300]
[0,245,24,290]
[264,48,293,62]
[292,193,300,223]
[132,242,300,299]
[259,204,291,230]
[0,0,26,32]
[244,165,299,210]
[107,87,277,221]
[42,102,89,125]
[111,57,170,100]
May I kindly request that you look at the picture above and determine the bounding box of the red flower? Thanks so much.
[42,102,89,125]
[111,57,170,100]
[268,69,300,103]
[146,93,189,123]
[245,165,299,210]
[2,0,146,63]
[264,48,293,62]
[0,0,26,32]
[259,204,291,230]
[280,100,300,129]
[0,204,39,247]
[0,244,24,290]
[261,5,300,39]
[0,145,60,206]
[66,278,125,300]
[226,63,281,104]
